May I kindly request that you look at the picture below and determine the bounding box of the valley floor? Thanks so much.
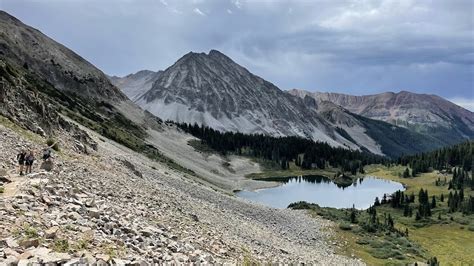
[364,165,474,265]
[239,159,474,264]
[0,117,361,264]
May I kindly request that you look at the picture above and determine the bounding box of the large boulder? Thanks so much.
[40,161,54,171]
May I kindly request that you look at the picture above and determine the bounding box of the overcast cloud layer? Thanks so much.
[2,0,473,110]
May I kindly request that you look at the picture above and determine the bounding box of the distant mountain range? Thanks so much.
[110,50,474,157]
[289,89,474,143]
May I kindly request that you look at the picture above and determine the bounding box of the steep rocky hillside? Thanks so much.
[0,11,124,102]
[289,89,474,146]
[0,10,170,166]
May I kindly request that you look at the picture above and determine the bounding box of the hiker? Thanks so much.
[16,149,27,176]
[42,146,52,162]
[25,150,35,174]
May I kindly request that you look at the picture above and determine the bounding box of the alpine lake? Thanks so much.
[238,175,405,209]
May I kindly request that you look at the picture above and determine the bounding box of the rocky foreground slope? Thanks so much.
[0,119,361,264]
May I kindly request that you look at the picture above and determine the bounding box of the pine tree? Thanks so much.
[350,208,357,224]
[374,197,380,206]
[387,214,394,229]
[427,257,439,266]
[403,168,410,178]
[403,204,412,217]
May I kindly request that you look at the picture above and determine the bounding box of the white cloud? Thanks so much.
[5,0,471,99]
[193,7,206,16]
[232,0,242,9]
[449,97,474,111]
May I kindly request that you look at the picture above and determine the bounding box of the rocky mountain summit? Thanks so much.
[131,50,352,147]
[289,89,474,145]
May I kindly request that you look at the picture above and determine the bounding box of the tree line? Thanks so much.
[177,123,388,172]
[398,140,473,175]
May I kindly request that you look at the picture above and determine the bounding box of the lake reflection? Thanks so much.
[238,175,404,209]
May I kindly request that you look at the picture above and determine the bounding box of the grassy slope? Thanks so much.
[364,165,474,265]
[299,203,428,265]
[0,115,44,144]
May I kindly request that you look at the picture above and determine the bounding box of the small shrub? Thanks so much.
[468,225,474,232]
[407,246,423,255]
[457,218,469,225]
[75,237,91,250]
[394,237,411,247]
[52,239,69,252]
[370,246,405,260]
[46,138,60,151]
[0,186,4,193]
[355,237,370,245]
[24,225,38,239]
[369,247,392,259]
[339,223,352,231]
[288,201,316,210]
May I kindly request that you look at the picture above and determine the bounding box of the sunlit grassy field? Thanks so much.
[246,161,474,264]
[364,164,474,265]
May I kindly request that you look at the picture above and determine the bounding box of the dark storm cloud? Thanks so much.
[2,0,473,109]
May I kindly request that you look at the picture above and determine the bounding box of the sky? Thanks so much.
[2,0,474,110]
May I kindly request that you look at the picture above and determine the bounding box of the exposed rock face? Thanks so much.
[0,11,125,102]
[109,70,162,101]
[123,50,365,148]
[0,11,153,145]
[0,10,131,137]
[289,89,474,144]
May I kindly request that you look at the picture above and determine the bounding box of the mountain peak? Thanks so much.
[125,69,156,78]
[178,50,233,63]
[208,49,226,57]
